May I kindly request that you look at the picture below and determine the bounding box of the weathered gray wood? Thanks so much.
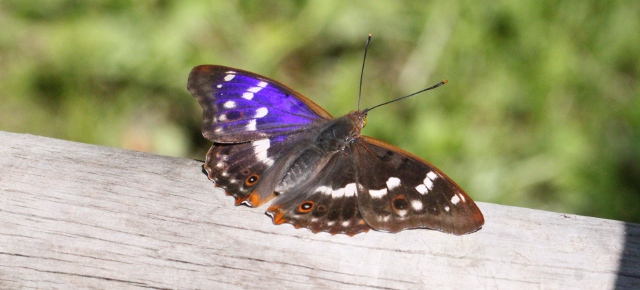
[0,131,638,289]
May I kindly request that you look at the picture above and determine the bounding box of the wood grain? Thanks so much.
[1,131,638,289]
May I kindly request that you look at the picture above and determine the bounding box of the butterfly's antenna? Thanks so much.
[363,80,448,114]
[358,34,372,111]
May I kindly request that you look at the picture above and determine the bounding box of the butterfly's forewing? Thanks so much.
[266,150,371,236]
[353,136,484,235]
[190,65,335,206]
[188,65,333,143]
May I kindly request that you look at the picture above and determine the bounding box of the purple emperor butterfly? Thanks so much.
[189,58,484,236]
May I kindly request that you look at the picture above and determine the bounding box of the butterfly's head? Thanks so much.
[349,110,367,130]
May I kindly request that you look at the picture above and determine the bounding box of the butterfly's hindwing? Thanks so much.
[205,135,299,207]
[267,150,371,236]
[353,137,484,235]
[189,65,332,143]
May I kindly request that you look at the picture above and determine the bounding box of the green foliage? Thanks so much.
[1,0,639,222]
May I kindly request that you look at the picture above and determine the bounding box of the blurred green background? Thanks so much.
[1,1,639,223]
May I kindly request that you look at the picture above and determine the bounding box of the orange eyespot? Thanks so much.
[298,201,315,213]
[245,174,259,186]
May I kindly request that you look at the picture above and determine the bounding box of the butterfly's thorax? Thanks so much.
[316,111,365,152]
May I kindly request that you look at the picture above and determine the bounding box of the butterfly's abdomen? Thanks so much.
[276,146,327,193]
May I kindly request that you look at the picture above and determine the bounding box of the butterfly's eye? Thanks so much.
[245,174,260,186]
[297,201,315,213]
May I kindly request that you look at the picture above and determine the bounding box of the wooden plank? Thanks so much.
[0,130,638,289]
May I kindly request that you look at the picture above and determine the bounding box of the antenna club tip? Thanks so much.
[368,33,372,37]
[442,80,448,84]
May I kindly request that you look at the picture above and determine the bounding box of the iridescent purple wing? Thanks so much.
[188,65,333,143]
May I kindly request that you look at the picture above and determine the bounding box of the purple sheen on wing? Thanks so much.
[213,75,320,119]
[200,70,329,142]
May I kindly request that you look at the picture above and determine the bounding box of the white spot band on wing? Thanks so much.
[415,184,428,195]
[344,183,357,197]
[246,119,257,131]
[424,171,439,191]
[252,139,274,166]
[242,92,254,100]
[255,107,268,118]
[386,177,401,190]
[451,195,461,205]
[315,186,332,195]
[369,188,388,198]
[411,200,423,211]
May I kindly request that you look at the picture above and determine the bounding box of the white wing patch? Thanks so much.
[343,183,357,197]
[247,81,268,93]
[416,171,439,195]
[316,184,358,198]
[415,184,428,195]
[246,119,257,131]
[243,82,268,100]
[369,188,388,198]
[411,200,423,211]
[224,74,235,81]
[451,194,461,205]
[252,139,274,166]
[242,92,254,100]
[331,187,344,197]
[223,101,237,108]
[254,107,268,118]
[423,176,434,191]
[247,87,262,93]
[315,185,332,195]
[386,177,401,190]
[370,177,402,199]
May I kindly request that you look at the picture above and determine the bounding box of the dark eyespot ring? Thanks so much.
[298,201,314,213]
[226,110,243,120]
[391,195,409,211]
[245,174,259,186]
[316,205,327,213]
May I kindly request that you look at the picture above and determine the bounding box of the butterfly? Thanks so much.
[188,64,484,236]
